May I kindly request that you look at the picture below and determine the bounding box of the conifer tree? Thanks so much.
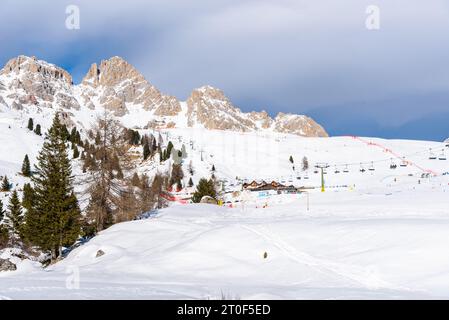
[27,114,81,260]
[0,225,8,248]
[181,144,187,159]
[76,132,82,147]
[73,146,80,159]
[1,176,11,192]
[170,164,184,188]
[85,112,132,232]
[0,199,5,222]
[6,190,24,242]
[143,140,150,160]
[95,131,101,145]
[22,154,31,177]
[70,127,77,143]
[289,155,294,164]
[22,183,35,215]
[27,118,34,131]
[151,137,158,153]
[188,161,194,175]
[131,172,140,187]
[166,141,174,159]
[192,178,217,203]
[211,164,216,172]
[34,124,42,136]
[188,177,194,188]
[302,156,309,171]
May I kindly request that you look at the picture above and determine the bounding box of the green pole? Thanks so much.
[321,168,325,192]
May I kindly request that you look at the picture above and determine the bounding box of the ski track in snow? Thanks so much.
[240,224,407,291]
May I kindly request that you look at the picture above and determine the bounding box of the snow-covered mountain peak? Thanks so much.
[0,55,79,113]
[0,55,328,137]
[0,55,73,85]
[78,56,181,117]
[273,112,327,137]
[81,56,145,88]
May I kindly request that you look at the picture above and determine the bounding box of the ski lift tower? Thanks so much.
[315,163,329,192]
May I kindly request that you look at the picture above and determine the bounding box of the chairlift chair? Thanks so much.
[390,159,397,169]
[429,148,437,160]
[400,157,408,167]
[359,163,366,173]
[343,165,349,173]
[368,161,375,171]
[334,166,340,174]
[439,149,447,161]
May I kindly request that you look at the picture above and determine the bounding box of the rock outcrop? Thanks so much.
[0,258,17,272]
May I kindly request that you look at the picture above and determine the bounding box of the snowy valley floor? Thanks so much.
[1,183,449,300]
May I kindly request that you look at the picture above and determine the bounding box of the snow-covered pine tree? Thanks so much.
[143,140,150,160]
[181,144,187,159]
[5,190,24,243]
[192,178,217,203]
[34,124,42,136]
[188,177,194,187]
[73,146,80,159]
[1,175,11,192]
[166,141,174,158]
[170,163,184,188]
[302,156,309,171]
[22,154,31,177]
[0,199,5,222]
[27,114,81,261]
[188,161,194,175]
[27,118,34,131]
[22,183,35,216]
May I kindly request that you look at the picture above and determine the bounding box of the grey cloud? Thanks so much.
[1,0,449,138]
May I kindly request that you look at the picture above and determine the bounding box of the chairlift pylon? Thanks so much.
[439,149,447,161]
[429,148,437,160]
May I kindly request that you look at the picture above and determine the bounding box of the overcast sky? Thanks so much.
[1,0,448,140]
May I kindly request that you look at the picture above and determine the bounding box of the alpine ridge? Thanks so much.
[0,55,328,137]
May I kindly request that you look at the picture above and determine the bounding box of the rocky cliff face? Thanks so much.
[186,85,328,137]
[186,86,257,131]
[0,55,80,111]
[274,113,328,137]
[0,55,328,137]
[79,56,181,117]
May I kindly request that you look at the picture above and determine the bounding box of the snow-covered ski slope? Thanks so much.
[156,127,448,192]
[1,116,449,299]
[1,187,449,300]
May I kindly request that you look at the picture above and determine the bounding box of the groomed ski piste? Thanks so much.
[1,115,449,299]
